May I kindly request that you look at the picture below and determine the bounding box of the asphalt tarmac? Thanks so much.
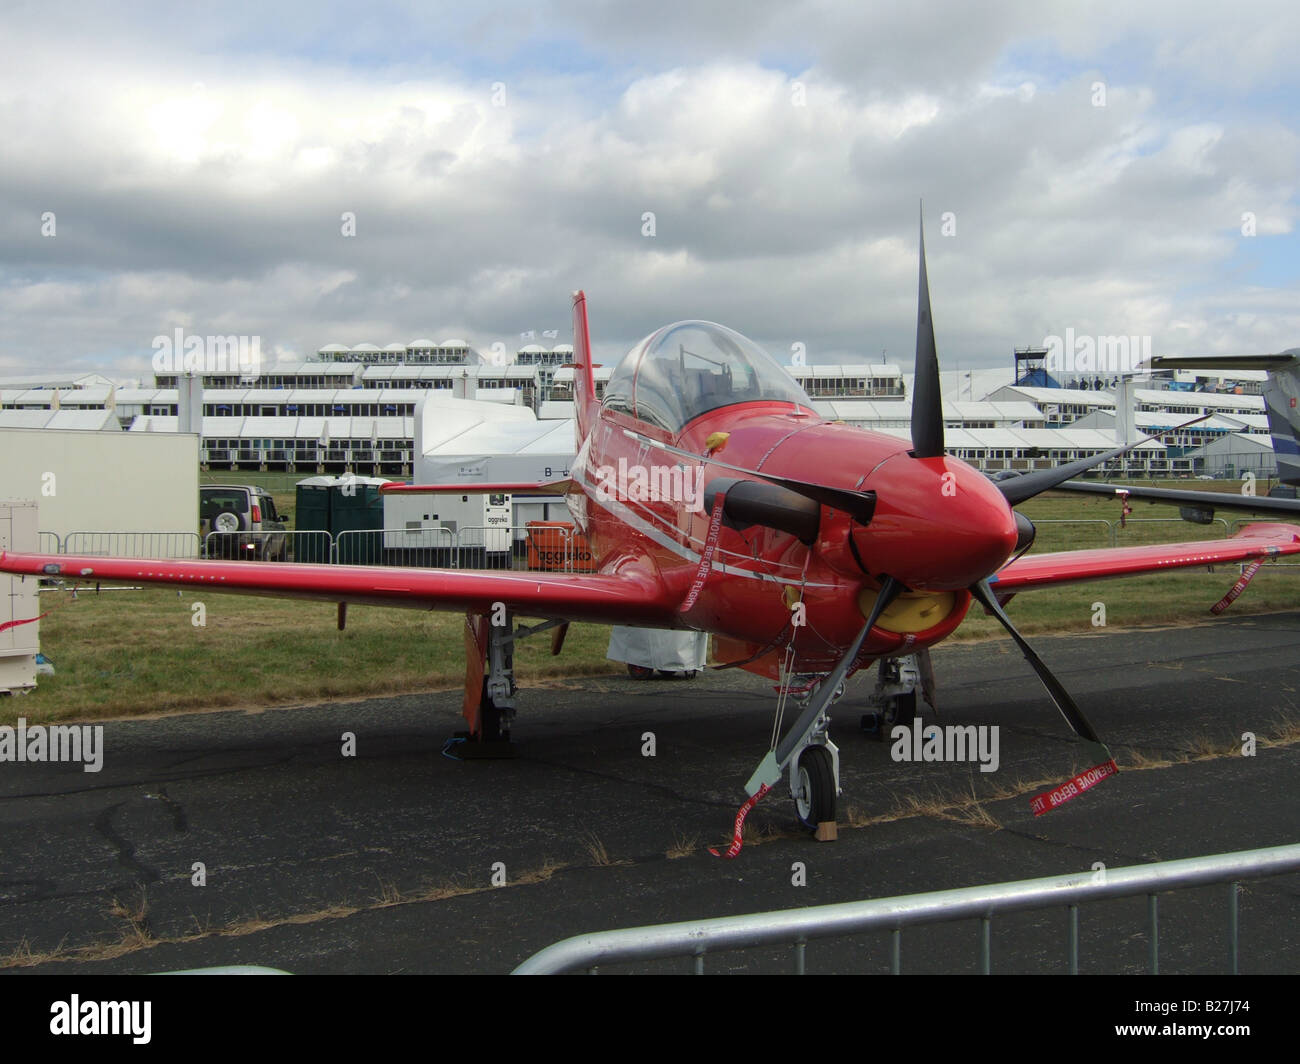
[2,611,1298,974]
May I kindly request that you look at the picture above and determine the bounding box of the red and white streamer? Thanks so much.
[1210,560,1263,615]
[680,490,727,615]
[709,783,772,859]
[0,612,48,635]
[1029,759,1119,816]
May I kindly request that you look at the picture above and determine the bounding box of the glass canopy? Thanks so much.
[602,320,812,432]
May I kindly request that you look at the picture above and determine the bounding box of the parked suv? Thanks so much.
[200,485,288,561]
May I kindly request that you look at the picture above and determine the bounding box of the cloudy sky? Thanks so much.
[1,0,1298,383]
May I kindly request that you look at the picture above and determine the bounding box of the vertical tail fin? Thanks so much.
[1151,351,1300,484]
[1260,353,1300,484]
[572,290,598,444]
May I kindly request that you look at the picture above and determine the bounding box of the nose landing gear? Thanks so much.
[733,577,906,849]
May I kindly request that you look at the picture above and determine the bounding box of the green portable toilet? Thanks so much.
[294,478,333,560]
[294,476,390,563]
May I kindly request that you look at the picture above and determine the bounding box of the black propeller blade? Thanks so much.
[997,414,1211,507]
[969,578,1114,769]
[910,209,945,459]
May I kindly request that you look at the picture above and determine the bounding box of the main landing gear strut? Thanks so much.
[454,608,566,759]
[860,650,934,736]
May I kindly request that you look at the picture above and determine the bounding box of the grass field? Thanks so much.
[9,480,1298,726]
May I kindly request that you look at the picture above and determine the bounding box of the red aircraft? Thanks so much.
[5,220,1300,842]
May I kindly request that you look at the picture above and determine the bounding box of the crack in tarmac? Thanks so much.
[92,803,160,887]
[0,753,300,802]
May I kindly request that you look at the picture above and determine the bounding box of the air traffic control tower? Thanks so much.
[1014,346,1056,388]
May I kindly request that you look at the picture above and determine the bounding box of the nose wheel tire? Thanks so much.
[794,745,836,829]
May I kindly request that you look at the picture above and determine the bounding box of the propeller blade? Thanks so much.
[997,413,1211,506]
[910,208,945,459]
[969,578,1113,766]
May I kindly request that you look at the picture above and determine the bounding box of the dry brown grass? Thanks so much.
[666,832,700,859]
[372,876,404,906]
[846,781,1007,830]
[937,783,1001,828]
[1118,714,1300,770]
[514,859,565,885]
[0,938,40,967]
[0,856,570,970]
[581,831,611,866]
[108,892,152,948]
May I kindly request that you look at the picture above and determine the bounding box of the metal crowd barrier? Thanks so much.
[1024,518,1114,548]
[513,843,1300,974]
[1030,517,1233,549]
[199,525,596,573]
[202,529,330,563]
[43,526,575,569]
[1120,516,1231,540]
[63,530,201,559]
[334,526,455,567]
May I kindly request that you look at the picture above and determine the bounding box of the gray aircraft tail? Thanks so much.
[1150,350,1300,484]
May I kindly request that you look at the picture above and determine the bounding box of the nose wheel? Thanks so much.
[792,744,837,829]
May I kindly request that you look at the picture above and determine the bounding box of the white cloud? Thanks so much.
[0,1,1298,380]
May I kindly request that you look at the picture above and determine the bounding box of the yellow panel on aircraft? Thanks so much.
[858,587,957,634]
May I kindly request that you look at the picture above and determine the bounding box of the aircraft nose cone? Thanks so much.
[858,457,1019,590]
[922,504,1020,588]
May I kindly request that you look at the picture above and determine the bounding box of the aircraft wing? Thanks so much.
[991,522,1300,592]
[0,551,682,628]
[1148,353,1299,371]
[1053,479,1300,517]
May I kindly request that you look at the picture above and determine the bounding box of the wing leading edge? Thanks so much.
[1053,480,1300,517]
[991,522,1300,592]
[0,551,682,628]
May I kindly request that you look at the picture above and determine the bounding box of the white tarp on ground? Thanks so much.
[607,627,709,672]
